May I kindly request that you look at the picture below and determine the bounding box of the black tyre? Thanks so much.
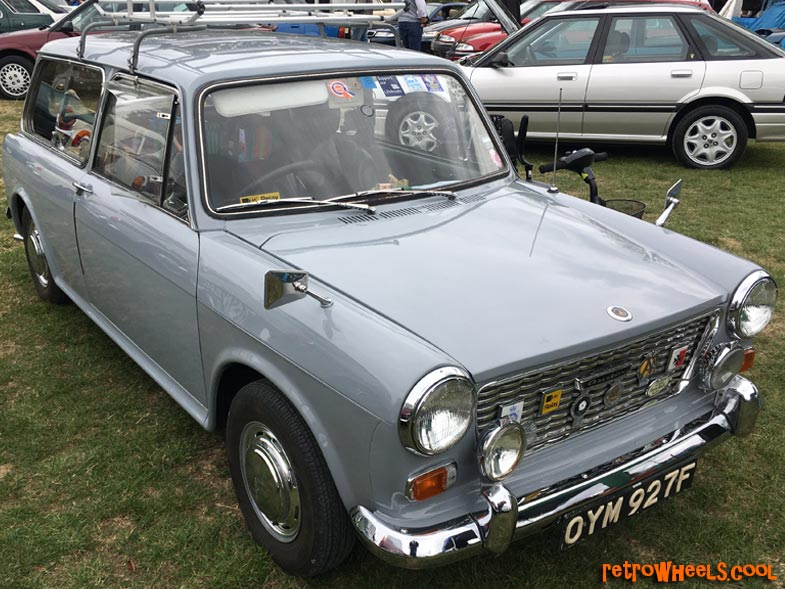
[21,208,68,305]
[671,105,748,170]
[0,55,34,100]
[385,93,458,155]
[226,380,355,577]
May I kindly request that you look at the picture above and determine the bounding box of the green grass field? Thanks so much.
[1,98,783,589]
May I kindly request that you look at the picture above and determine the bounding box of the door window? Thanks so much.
[26,59,102,164]
[93,78,188,219]
[601,16,689,63]
[5,0,38,13]
[506,17,600,67]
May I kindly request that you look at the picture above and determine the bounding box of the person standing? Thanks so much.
[398,0,428,50]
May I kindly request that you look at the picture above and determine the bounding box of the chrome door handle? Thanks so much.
[557,72,577,81]
[671,70,693,78]
[72,181,93,194]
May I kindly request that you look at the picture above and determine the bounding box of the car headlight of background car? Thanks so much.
[454,43,475,52]
[439,34,455,43]
[728,270,777,338]
[399,367,474,455]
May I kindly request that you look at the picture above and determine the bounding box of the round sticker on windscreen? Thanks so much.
[328,80,356,100]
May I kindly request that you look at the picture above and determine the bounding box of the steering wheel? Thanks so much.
[236,160,333,201]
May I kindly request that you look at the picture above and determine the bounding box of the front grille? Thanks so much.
[476,312,716,453]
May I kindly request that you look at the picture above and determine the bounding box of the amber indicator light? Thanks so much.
[409,467,452,501]
[740,349,755,373]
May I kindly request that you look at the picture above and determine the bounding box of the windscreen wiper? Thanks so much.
[339,188,457,202]
[216,197,375,214]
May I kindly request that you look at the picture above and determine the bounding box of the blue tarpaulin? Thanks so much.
[732,1,785,30]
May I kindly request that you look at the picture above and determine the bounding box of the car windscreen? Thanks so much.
[201,73,507,214]
[454,1,493,20]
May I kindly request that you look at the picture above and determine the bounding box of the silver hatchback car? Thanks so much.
[461,6,785,169]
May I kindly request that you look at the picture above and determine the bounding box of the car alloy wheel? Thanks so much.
[0,62,31,98]
[683,115,737,167]
[239,421,301,542]
[398,110,439,152]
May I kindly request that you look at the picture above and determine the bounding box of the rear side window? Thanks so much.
[5,0,39,13]
[687,16,757,59]
[601,16,689,63]
[26,59,102,164]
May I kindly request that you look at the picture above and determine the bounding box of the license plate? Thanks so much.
[561,461,697,548]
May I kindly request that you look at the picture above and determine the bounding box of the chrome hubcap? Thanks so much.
[26,222,50,288]
[240,422,301,542]
[0,63,30,97]
[684,116,737,166]
[399,111,438,152]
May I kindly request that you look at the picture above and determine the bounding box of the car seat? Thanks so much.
[605,30,630,61]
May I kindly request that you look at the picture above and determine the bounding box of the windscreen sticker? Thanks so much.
[421,74,444,93]
[376,75,405,97]
[360,76,377,89]
[489,148,503,169]
[240,192,280,203]
[400,74,425,93]
[327,78,364,108]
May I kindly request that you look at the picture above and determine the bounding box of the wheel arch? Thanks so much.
[0,50,37,64]
[668,97,756,144]
[205,350,379,509]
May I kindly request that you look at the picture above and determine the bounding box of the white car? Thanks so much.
[461,6,785,168]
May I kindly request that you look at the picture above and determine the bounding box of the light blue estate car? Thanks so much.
[2,27,778,576]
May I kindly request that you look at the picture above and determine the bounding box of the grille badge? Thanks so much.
[636,353,657,386]
[603,380,625,408]
[570,394,591,427]
[607,306,632,322]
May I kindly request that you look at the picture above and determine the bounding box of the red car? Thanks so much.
[431,0,714,59]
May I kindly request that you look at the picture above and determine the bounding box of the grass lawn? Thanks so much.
[1,98,784,589]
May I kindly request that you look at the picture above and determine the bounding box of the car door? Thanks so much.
[17,58,100,300]
[74,76,205,402]
[582,14,705,139]
[468,15,603,139]
[4,0,52,30]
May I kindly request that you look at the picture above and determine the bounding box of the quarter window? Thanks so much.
[27,59,101,164]
[506,18,600,67]
[601,16,689,63]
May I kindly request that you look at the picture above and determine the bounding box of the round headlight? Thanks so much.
[399,367,474,456]
[706,345,745,390]
[728,271,777,338]
[479,421,526,481]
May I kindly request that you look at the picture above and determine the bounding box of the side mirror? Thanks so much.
[488,51,510,68]
[655,179,682,227]
[517,115,534,180]
[264,270,333,309]
[59,20,74,34]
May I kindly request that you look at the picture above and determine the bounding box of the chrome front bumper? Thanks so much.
[351,376,760,569]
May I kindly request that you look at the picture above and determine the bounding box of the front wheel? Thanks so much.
[0,55,33,100]
[226,381,355,577]
[22,208,68,304]
[671,105,747,169]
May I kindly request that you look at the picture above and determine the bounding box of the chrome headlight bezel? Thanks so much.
[399,367,475,456]
[728,270,777,339]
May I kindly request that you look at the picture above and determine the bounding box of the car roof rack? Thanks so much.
[77,0,406,70]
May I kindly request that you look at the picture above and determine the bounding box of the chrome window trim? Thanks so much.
[21,56,106,170]
[727,269,776,339]
[195,67,511,219]
[398,366,474,456]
